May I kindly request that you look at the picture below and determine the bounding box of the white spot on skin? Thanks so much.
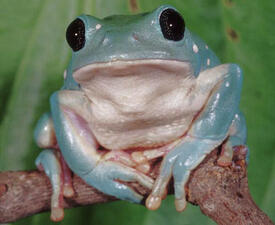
[96,24,102,30]
[205,45,209,49]
[207,58,210,66]
[193,44,199,53]
[225,81,230,87]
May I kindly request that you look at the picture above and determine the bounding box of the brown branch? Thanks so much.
[0,148,273,225]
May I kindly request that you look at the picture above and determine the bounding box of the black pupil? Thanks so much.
[159,9,185,41]
[66,18,85,51]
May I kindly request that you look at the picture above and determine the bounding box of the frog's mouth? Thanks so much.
[73,59,193,83]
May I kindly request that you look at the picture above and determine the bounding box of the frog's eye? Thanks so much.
[159,8,185,41]
[66,18,85,51]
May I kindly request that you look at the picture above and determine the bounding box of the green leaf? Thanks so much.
[0,0,75,170]
[0,0,274,224]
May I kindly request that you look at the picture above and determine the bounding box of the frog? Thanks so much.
[34,5,248,221]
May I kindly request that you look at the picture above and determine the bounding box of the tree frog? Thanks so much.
[34,5,248,221]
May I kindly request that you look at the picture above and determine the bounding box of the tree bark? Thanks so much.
[0,148,273,225]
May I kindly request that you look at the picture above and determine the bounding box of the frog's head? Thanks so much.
[63,5,220,106]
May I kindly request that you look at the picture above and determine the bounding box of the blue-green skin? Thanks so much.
[35,5,248,208]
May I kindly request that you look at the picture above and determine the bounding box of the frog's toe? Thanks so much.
[173,175,189,212]
[146,194,162,210]
[172,159,191,211]
[145,177,170,210]
[217,141,234,167]
[83,161,153,203]
[146,184,171,210]
[63,185,74,198]
[50,207,64,222]
[146,155,175,210]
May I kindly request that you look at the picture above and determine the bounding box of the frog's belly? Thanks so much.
[89,103,198,150]
[90,118,194,150]
[86,79,209,150]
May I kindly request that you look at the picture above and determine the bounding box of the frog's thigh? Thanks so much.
[34,112,56,148]
[35,149,64,221]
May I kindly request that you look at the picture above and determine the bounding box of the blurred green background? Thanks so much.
[0,0,274,224]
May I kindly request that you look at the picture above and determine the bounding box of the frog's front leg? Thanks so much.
[50,90,154,204]
[146,64,247,211]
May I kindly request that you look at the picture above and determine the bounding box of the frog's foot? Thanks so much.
[82,160,154,203]
[35,149,74,221]
[100,143,180,203]
[146,137,221,211]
